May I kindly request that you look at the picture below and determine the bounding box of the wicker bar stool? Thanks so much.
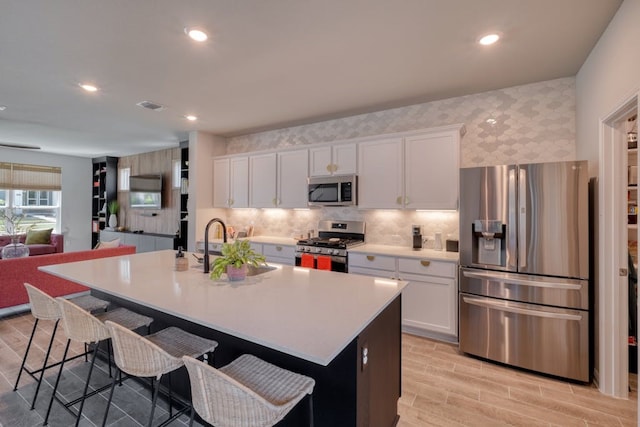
[102,320,218,427]
[43,297,154,427]
[13,283,110,410]
[182,354,315,427]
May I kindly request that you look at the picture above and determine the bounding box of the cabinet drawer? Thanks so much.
[262,244,295,259]
[398,258,456,278]
[348,253,396,271]
[348,266,395,279]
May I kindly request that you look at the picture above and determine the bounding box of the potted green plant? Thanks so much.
[108,201,119,229]
[210,239,266,281]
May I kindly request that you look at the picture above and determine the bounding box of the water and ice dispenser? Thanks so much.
[472,220,506,266]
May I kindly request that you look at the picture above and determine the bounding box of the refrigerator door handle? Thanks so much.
[518,167,527,269]
[507,168,517,269]
[462,296,583,321]
[462,270,583,290]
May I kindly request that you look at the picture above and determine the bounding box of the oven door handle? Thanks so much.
[462,296,583,321]
[462,270,583,290]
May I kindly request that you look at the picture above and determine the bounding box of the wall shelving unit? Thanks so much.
[91,156,118,248]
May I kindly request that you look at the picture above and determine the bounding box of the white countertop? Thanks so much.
[40,250,406,366]
[350,244,459,262]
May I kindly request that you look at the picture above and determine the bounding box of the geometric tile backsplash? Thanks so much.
[221,77,577,248]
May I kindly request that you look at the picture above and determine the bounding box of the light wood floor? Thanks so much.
[398,333,638,427]
[0,312,637,426]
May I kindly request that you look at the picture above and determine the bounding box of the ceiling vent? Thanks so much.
[136,101,165,111]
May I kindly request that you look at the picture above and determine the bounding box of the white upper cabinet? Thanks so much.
[357,137,404,209]
[249,153,277,208]
[277,149,308,208]
[309,143,357,177]
[248,149,309,208]
[213,156,249,208]
[358,125,462,210]
[404,129,459,210]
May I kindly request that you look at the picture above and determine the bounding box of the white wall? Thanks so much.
[0,148,91,251]
[575,0,640,400]
[576,0,640,176]
[188,131,227,252]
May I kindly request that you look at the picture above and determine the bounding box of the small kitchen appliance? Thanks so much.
[412,225,422,250]
[459,160,590,382]
[307,175,357,207]
[295,220,365,272]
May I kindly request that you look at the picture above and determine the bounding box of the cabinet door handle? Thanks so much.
[396,196,402,205]
[326,164,332,173]
[420,260,431,267]
[366,255,375,261]
[276,246,282,251]
[229,198,234,207]
[405,196,410,205]
[272,198,277,206]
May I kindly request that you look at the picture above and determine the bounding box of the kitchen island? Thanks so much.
[40,249,407,426]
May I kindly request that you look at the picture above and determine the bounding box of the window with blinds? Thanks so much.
[0,162,62,234]
[0,162,61,190]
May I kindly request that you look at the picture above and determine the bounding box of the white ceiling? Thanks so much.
[0,0,622,158]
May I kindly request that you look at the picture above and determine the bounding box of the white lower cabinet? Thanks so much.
[262,243,295,266]
[397,257,457,340]
[349,252,458,341]
[348,253,396,279]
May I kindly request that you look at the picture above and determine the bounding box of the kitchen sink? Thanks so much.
[191,262,277,277]
[246,264,278,276]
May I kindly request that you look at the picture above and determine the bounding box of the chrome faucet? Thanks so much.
[203,218,227,274]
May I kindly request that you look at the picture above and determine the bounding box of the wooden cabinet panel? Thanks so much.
[249,153,277,208]
[357,137,403,209]
[278,149,308,208]
[404,131,459,210]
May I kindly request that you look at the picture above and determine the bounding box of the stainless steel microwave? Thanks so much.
[308,175,357,207]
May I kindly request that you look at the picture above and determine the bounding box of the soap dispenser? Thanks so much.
[175,246,188,271]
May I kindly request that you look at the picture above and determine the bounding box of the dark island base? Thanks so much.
[93,290,401,427]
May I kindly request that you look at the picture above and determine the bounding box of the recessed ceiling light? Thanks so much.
[0,105,6,111]
[478,33,500,46]
[486,118,497,125]
[79,83,98,92]
[185,115,198,121]
[184,27,208,42]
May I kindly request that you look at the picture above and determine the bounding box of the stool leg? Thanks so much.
[148,374,162,427]
[74,340,100,427]
[308,393,314,427]
[44,338,71,426]
[167,371,173,418]
[102,366,120,427]
[13,318,39,392]
[189,406,195,427]
[30,319,60,409]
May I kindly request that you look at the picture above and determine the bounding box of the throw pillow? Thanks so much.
[94,238,120,249]
[25,228,53,245]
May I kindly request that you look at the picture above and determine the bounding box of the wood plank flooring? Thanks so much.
[0,312,637,426]
[399,333,638,427]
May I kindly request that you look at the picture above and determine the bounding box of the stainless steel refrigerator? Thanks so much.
[459,160,590,382]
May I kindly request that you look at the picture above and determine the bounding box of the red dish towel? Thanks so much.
[301,253,315,268]
[317,255,332,271]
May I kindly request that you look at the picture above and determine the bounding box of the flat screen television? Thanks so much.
[129,175,162,209]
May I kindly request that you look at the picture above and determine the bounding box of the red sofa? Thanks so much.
[0,245,136,311]
[0,233,64,258]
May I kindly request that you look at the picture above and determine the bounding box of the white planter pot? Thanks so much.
[108,214,118,228]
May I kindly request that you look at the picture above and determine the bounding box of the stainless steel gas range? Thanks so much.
[295,220,365,273]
